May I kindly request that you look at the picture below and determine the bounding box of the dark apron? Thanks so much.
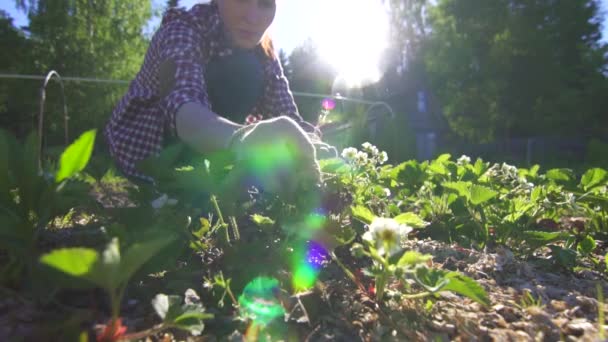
[204,49,265,123]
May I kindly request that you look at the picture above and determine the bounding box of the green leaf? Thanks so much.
[577,236,596,255]
[473,158,488,177]
[442,272,490,307]
[390,160,427,186]
[351,205,376,224]
[332,226,356,246]
[529,165,540,177]
[152,294,182,320]
[319,158,350,174]
[442,181,471,198]
[548,245,577,269]
[56,130,96,183]
[40,248,99,278]
[530,186,543,202]
[545,168,574,183]
[136,143,185,179]
[397,251,432,268]
[414,267,449,293]
[522,231,567,250]
[152,293,212,336]
[251,214,275,228]
[18,132,41,213]
[469,184,498,205]
[394,212,428,228]
[580,168,607,191]
[428,160,449,175]
[435,154,451,163]
[117,236,176,285]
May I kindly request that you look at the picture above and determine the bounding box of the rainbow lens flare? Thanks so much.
[238,277,285,326]
[292,241,329,292]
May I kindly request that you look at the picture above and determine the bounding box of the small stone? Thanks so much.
[575,296,598,314]
[512,321,531,331]
[549,300,568,312]
[528,309,560,341]
[495,304,519,322]
[564,319,597,337]
[513,330,532,340]
[430,320,456,335]
[566,306,585,318]
[482,313,508,329]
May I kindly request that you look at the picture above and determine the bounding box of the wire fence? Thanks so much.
[0,72,396,147]
[3,72,605,167]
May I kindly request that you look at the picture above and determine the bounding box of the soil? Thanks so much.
[1,185,607,342]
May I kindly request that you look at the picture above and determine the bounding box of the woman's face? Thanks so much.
[217,0,276,50]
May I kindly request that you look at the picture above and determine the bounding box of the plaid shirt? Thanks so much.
[104,2,303,181]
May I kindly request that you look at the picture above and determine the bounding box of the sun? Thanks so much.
[311,0,390,89]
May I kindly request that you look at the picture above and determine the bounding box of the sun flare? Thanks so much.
[312,0,390,89]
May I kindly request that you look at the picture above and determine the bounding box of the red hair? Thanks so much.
[260,34,276,60]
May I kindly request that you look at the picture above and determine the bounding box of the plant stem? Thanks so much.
[119,324,167,341]
[210,195,230,245]
[598,282,605,340]
[210,195,225,224]
[330,251,366,293]
[401,291,433,300]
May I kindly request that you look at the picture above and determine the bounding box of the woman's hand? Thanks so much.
[226,116,321,201]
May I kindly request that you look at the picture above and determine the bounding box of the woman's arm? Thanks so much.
[175,102,242,153]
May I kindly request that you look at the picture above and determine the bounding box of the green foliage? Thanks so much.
[423,0,608,141]
[18,139,607,339]
[152,291,213,336]
[0,129,96,286]
[2,1,151,141]
[56,129,96,182]
[41,237,175,320]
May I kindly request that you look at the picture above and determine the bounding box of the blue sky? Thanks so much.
[2,0,608,54]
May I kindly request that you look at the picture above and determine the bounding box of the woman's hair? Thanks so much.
[260,34,276,60]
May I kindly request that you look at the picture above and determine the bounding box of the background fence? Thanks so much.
[1,72,607,169]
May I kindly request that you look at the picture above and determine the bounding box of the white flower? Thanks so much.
[361,142,379,156]
[341,147,358,161]
[355,151,369,164]
[378,151,388,164]
[383,188,391,197]
[501,163,518,178]
[362,217,412,256]
[457,155,471,165]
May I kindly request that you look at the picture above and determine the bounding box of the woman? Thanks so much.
[104,0,320,198]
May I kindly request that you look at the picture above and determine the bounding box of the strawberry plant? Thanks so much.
[0,128,96,286]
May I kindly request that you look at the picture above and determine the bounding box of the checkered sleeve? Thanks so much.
[154,20,210,134]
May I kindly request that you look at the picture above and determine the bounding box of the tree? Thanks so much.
[423,0,608,142]
[383,0,430,70]
[287,39,336,124]
[3,0,152,143]
[0,12,38,137]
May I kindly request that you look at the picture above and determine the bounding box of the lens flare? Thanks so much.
[321,98,336,111]
[292,240,329,291]
[238,277,285,326]
[313,0,389,88]
[244,143,295,174]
